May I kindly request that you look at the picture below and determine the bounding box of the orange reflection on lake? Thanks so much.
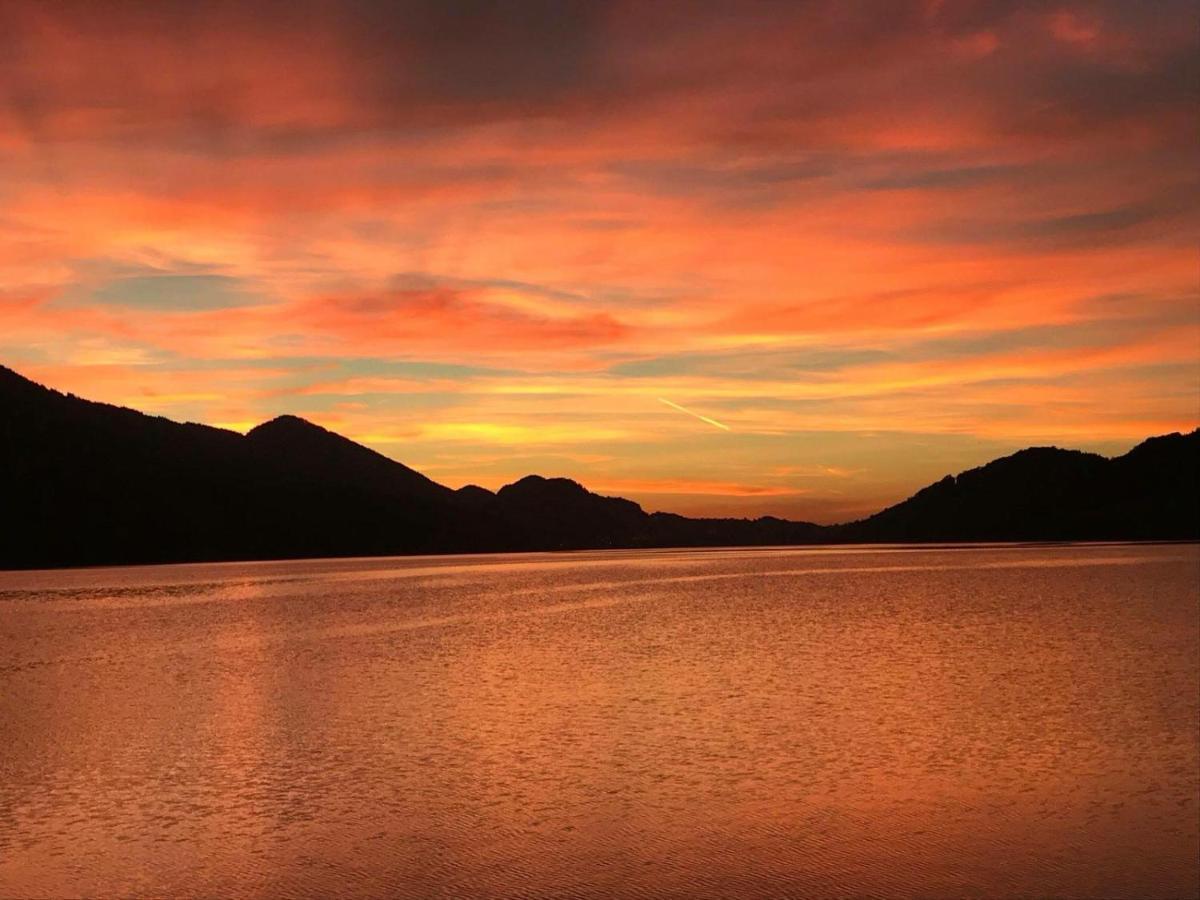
[1,545,1197,898]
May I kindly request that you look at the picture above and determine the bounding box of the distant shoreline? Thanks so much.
[3,539,1197,576]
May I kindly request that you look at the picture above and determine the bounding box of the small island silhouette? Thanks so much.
[2,363,1196,569]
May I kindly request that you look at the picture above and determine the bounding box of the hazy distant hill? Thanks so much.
[1,364,1195,568]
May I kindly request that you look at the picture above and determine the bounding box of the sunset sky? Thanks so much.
[1,0,1196,522]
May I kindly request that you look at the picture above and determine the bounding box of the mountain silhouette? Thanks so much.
[841,435,1199,542]
[246,414,452,503]
[0,364,1195,569]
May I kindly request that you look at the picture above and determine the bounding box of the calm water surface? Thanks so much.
[1,544,1197,899]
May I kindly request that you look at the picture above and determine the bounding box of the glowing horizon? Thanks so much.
[1,1,1196,523]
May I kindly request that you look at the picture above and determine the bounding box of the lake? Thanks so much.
[1,544,1197,898]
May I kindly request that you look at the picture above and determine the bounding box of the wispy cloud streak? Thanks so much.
[657,397,731,431]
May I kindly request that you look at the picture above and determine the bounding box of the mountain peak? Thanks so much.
[498,474,592,500]
[241,409,452,502]
[246,414,328,439]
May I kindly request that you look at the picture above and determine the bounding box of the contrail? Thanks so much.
[657,397,731,431]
